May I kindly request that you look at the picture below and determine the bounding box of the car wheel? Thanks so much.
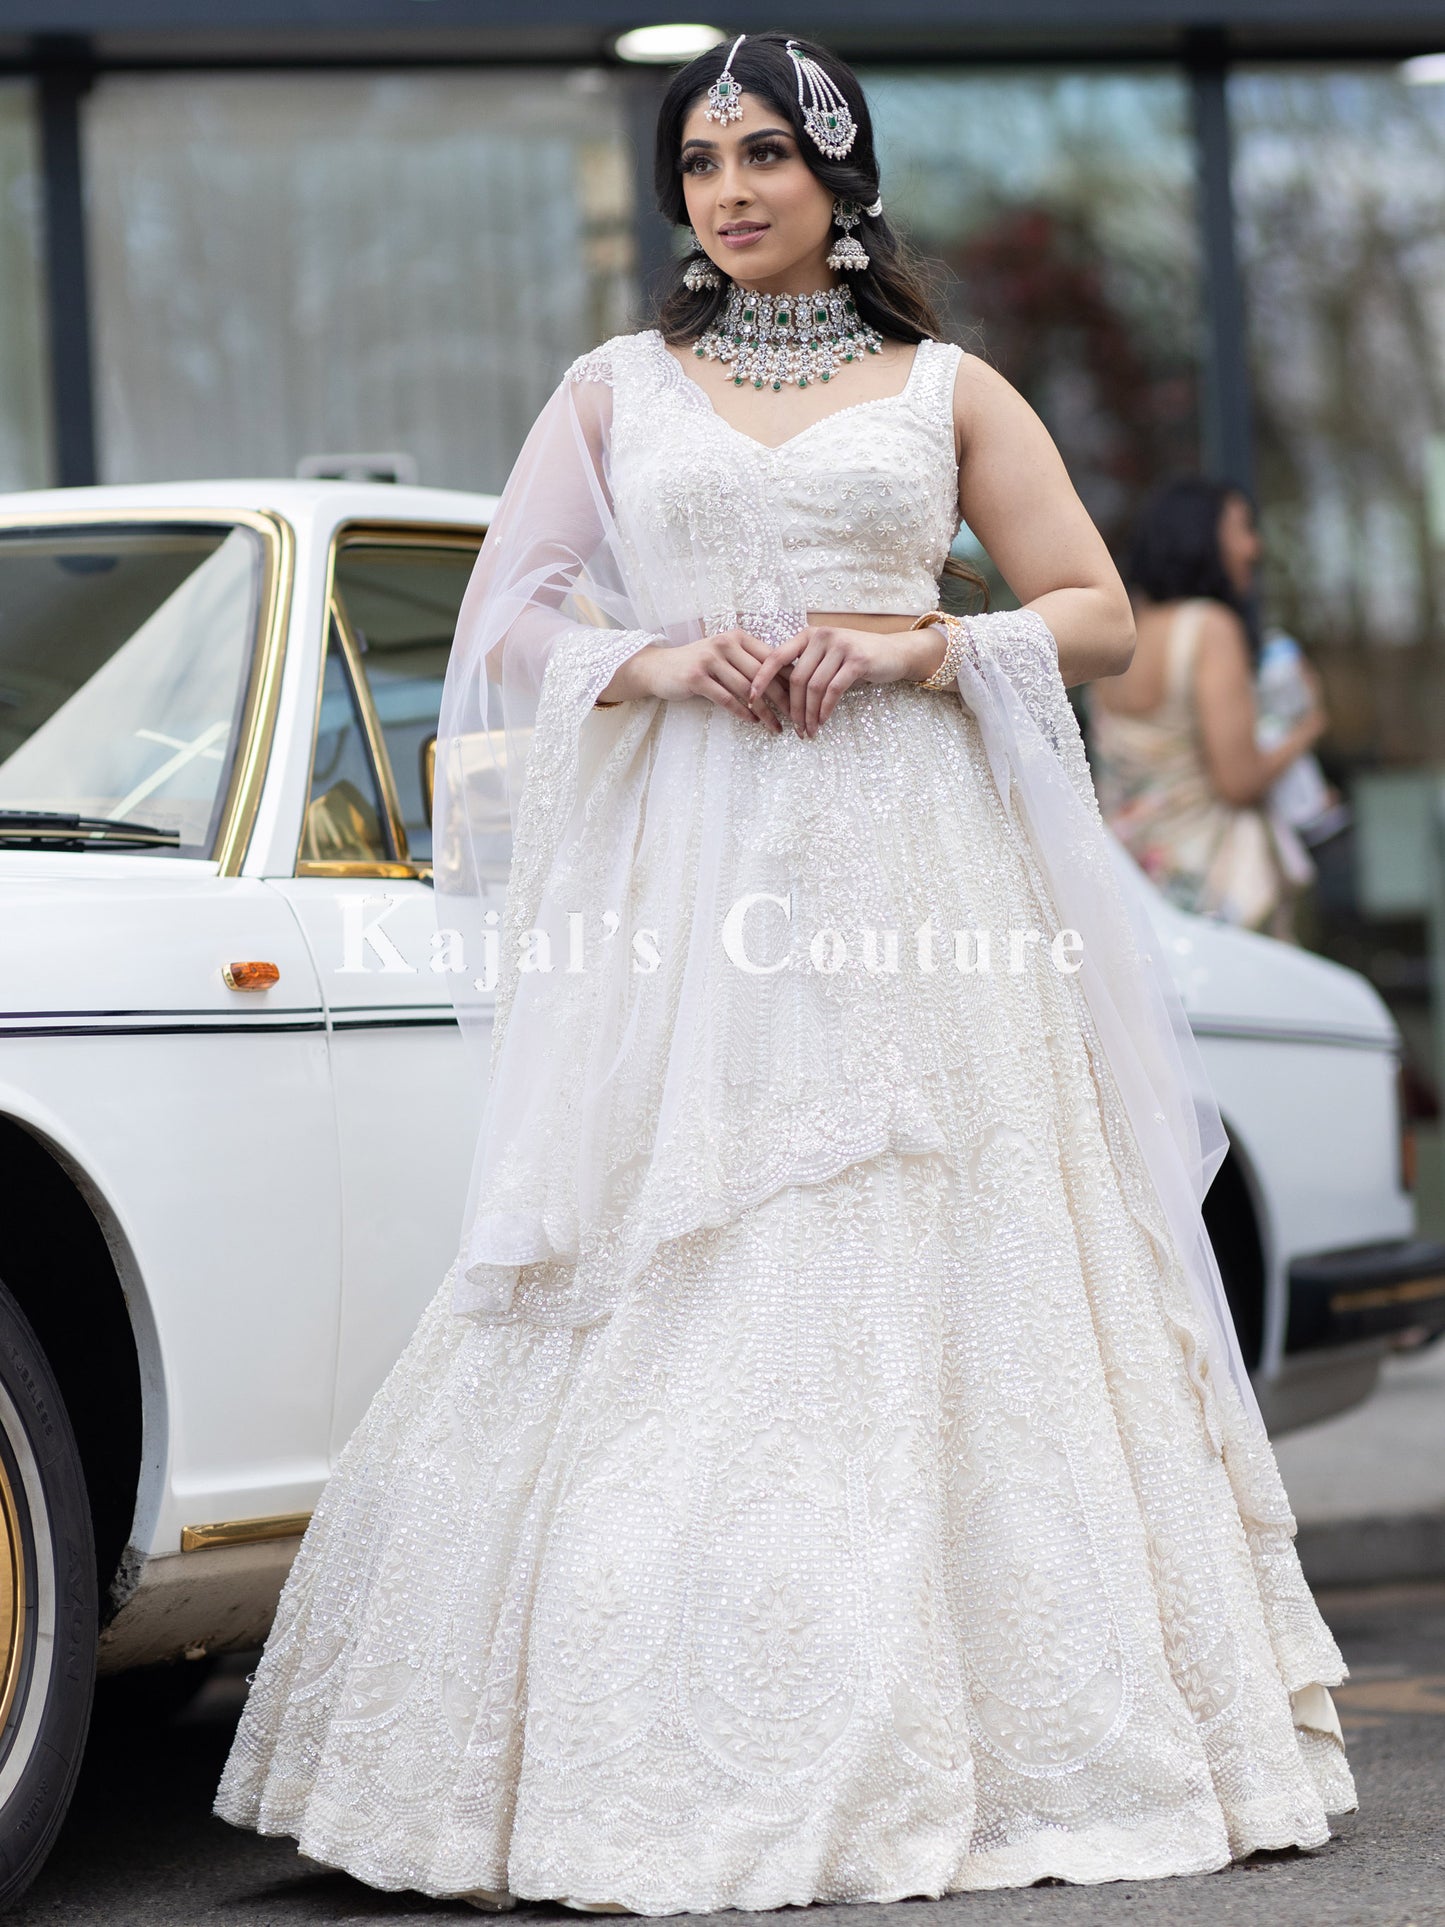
[0,1277,97,1909]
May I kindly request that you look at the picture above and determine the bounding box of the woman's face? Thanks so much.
[1217,490,1261,594]
[679,87,838,295]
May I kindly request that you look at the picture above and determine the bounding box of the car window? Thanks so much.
[331,539,482,864]
[0,523,264,856]
[300,616,393,866]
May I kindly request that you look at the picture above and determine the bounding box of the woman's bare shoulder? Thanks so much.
[948,352,1077,472]
[950,350,1017,420]
[1193,599,1251,660]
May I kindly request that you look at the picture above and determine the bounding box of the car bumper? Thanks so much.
[1286,1237,1445,1353]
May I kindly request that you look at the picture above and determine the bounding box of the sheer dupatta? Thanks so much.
[431,335,1275,1476]
[431,359,667,1073]
[950,612,1264,1462]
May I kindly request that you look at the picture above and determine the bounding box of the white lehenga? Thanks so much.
[213,329,1355,1910]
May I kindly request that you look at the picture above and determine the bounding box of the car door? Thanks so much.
[269,522,494,1455]
[0,508,344,1537]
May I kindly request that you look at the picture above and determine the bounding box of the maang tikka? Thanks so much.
[704,33,747,124]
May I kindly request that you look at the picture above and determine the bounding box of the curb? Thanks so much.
[1296,1509,1445,1588]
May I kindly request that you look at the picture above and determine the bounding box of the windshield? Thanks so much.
[0,523,264,857]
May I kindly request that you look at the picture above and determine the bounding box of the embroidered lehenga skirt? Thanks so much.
[214,677,1355,1910]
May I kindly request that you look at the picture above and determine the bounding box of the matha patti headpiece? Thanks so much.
[785,39,858,160]
[704,33,747,124]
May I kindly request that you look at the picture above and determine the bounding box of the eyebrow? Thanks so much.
[680,126,795,153]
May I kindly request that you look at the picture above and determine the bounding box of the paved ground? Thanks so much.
[1280,1341,1445,1587]
[11,1582,1444,1927]
[1276,1343,1445,1528]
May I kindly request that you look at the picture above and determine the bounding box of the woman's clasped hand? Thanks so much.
[625,622,947,736]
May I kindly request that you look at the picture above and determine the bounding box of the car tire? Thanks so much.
[0,1276,97,1910]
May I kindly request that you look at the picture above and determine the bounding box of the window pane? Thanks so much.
[1230,64,1445,764]
[302,621,392,866]
[0,525,261,856]
[83,70,635,492]
[0,81,49,490]
[1230,66,1445,1131]
[863,67,1204,581]
[333,541,481,864]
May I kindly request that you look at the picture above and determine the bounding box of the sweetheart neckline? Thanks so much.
[649,329,934,455]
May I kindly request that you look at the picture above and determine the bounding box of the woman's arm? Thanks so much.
[1192,602,1328,806]
[952,355,1136,687]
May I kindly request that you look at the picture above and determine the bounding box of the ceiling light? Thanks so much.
[1401,52,1445,83]
[613,24,727,64]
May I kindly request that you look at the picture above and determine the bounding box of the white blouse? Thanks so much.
[572,329,964,622]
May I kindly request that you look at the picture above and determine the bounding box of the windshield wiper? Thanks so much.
[0,809,182,849]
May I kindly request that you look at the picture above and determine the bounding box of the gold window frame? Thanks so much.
[295,520,486,883]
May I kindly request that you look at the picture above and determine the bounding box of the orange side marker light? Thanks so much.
[222,961,280,991]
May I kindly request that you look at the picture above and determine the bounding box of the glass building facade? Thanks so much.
[83,69,636,492]
[865,66,1205,573]
[1225,60,1445,1148]
[0,80,48,492]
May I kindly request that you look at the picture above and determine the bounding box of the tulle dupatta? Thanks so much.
[951,611,1269,1457]
[431,336,1274,1467]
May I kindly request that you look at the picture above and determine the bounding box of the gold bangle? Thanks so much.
[909,611,946,685]
[911,611,969,690]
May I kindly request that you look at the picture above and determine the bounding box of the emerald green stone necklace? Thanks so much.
[691,284,885,392]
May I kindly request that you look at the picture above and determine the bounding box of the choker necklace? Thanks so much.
[692,284,885,391]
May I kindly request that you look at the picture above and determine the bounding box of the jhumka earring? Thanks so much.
[683,227,723,292]
[827,199,870,272]
[704,33,746,124]
[785,39,858,159]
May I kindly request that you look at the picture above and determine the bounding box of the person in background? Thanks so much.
[1086,475,1329,944]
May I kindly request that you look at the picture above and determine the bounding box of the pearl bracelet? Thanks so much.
[910,610,970,690]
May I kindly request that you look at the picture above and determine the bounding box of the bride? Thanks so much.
[214,30,1356,1912]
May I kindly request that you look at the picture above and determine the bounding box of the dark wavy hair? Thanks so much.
[653,32,942,345]
[1124,475,1263,662]
[652,30,987,603]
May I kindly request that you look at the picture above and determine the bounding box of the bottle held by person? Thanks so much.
[1255,631,1351,844]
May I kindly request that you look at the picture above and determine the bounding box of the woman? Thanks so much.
[214,33,1355,1911]
[1088,476,1330,942]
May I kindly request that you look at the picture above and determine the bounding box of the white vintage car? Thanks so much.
[0,479,1440,1904]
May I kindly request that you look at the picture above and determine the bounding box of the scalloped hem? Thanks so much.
[216,1798,1354,1916]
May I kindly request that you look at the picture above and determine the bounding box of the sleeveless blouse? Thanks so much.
[1087,598,1294,933]
[585,329,964,619]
